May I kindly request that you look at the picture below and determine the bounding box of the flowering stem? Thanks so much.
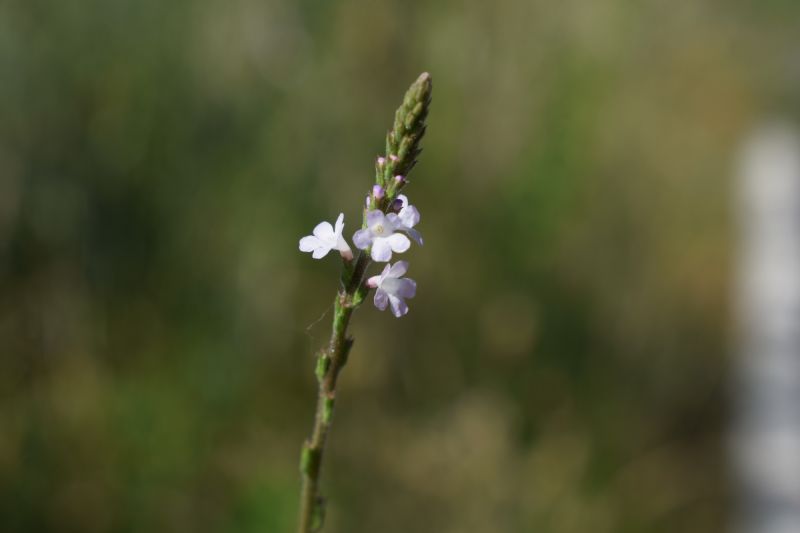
[296,72,432,533]
[346,252,371,294]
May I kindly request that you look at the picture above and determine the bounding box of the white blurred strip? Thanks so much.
[732,123,800,533]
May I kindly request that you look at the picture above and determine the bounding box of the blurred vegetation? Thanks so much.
[1,0,799,531]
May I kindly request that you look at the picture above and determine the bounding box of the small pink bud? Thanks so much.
[365,195,371,207]
[377,156,386,167]
[389,154,399,163]
[372,184,385,200]
[394,175,405,185]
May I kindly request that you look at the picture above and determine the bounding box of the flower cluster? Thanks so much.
[298,190,422,317]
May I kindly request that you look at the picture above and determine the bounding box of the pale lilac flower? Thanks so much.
[299,213,353,260]
[395,194,423,245]
[352,210,411,262]
[366,261,417,317]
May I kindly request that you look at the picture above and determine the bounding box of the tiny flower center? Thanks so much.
[372,223,386,236]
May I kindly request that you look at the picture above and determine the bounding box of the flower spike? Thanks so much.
[296,73,432,533]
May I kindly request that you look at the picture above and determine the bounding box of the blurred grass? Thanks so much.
[1,0,799,531]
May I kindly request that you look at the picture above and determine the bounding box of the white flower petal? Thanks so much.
[385,213,403,231]
[335,235,351,253]
[371,238,393,262]
[299,235,320,252]
[388,295,408,317]
[387,261,409,278]
[311,245,331,259]
[366,210,384,228]
[397,194,409,208]
[387,233,410,253]
[366,275,381,289]
[404,227,423,246]
[399,205,420,228]
[353,229,372,250]
[374,288,389,310]
[334,213,345,237]
[313,221,335,243]
[395,278,416,299]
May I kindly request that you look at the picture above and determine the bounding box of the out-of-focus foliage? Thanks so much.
[1,0,798,531]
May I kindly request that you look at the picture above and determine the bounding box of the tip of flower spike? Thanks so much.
[410,72,432,105]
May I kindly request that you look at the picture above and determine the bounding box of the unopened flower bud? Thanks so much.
[394,175,405,186]
[388,154,399,163]
[377,156,386,167]
[372,184,385,200]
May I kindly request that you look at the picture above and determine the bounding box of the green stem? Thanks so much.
[297,253,369,533]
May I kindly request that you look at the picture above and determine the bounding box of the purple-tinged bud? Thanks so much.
[394,175,406,186]
[390,198,403,213]
[389,154,399,163]
[365,195,371,207]
[377,156,386,167]
[372,184,385,200]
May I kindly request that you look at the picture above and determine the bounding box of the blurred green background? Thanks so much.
[1,0,798,531]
